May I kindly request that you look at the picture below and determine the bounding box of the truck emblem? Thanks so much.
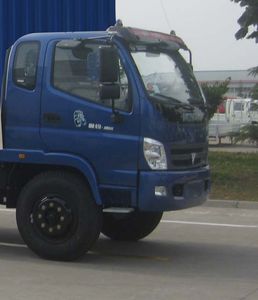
[74,110,87,128]
[191,153,196,165]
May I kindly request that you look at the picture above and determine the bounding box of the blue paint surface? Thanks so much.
[0,0,115,79]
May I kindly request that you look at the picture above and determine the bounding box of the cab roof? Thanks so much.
[16,26,188,51]
[17,31,109,43]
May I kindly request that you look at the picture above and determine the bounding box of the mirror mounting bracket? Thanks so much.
[111,99,123,123]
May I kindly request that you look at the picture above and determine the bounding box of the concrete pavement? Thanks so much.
[0,206,257,300]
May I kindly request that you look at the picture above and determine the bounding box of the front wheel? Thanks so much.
[16,171,102,261]
[101,211,163,241]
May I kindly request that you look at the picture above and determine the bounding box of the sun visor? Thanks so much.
[108,25,188,50]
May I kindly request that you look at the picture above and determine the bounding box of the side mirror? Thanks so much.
[99,84,120,100]
[99,47,119,83]
[99,47,123,123]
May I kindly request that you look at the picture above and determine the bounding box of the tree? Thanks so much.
[250,83,258,99]
[201,80,230,120]
[231,0,258,75]
[232,82,258,146]
[233,123,258,145]
[231,1,258,145]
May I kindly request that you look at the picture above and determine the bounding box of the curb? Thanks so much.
[209,147,258,153]
[203,199,258,210]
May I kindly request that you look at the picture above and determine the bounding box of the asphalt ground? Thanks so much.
[0,204,257,300]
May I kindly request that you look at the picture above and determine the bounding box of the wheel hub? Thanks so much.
[32,197,73,238]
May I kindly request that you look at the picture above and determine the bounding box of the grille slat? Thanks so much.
[170,143,208,170]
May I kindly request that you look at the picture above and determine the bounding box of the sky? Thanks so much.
[116,0,257,71]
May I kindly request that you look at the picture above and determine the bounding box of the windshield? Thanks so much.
[234,102,244,111]
[131,49,204,105]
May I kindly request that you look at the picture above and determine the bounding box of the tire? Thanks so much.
[101,211,163,241]
[16,171,102,261]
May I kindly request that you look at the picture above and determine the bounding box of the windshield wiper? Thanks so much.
[188,98,208,111]
[188,98,206,105]
[152,94,194,111]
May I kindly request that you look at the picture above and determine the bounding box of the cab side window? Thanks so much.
[13,42,40,90]
[53,42,131,112]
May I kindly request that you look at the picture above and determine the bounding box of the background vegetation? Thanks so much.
[201,80,229,120]
[231,0,258,76]
[209,151,258,201]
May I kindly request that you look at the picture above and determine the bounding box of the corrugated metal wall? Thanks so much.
[0,0,116,79]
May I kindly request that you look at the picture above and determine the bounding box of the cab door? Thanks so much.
[40,40,140,188]
[3,41,44,150]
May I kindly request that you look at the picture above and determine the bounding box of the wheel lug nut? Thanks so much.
[49,203,54,208]
[60,216,65,222]
[41,205,46,211]
[49,227,53,233]
[57,207,62,212]
[57,225,61,230]
[38,214,42,219]
[41,223,46,228]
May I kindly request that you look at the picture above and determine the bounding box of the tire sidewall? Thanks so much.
[16,173,101,260]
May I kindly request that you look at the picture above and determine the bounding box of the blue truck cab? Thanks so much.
[0,23,210,260]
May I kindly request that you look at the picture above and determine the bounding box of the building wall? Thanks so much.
[194,70,258,98]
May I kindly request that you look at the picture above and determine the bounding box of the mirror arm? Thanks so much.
[111,99,124,124]
[188,49,193,69]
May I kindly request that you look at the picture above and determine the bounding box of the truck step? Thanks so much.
[102,207,135,213]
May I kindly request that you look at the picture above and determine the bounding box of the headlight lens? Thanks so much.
[143,138,167,170]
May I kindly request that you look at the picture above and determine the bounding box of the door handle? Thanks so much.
[43,113,61,124]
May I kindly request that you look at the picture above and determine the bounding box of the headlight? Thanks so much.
[143,138,167,170]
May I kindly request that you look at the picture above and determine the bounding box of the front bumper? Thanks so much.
[138,166,210,212]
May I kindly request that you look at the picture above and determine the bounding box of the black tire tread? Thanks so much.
[16,171,101,261]
[101,211,162,241]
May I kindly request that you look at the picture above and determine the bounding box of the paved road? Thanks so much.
[0,206,257,300]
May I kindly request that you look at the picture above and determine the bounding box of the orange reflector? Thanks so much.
[18,153,26,159]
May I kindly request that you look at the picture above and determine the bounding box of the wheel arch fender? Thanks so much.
[3,150,101,205]
[42,152,102,205]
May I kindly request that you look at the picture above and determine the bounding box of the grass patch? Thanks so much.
[209,152,258,201]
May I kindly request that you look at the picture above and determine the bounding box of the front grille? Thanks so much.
[170,143,208,170]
